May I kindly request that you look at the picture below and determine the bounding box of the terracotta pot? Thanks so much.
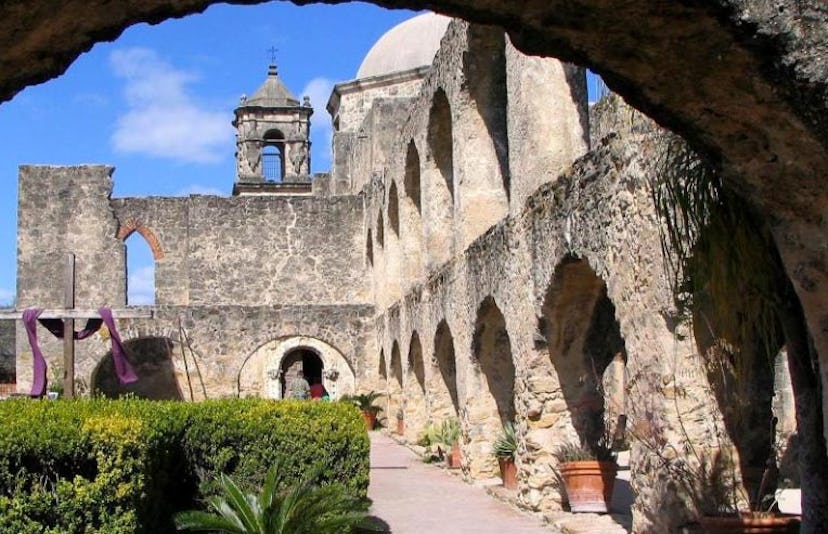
[498,457,517,490]
[396,417,405,435]
[447,442,462,469]
[699,514,800,534]
[559,460,617,513]
[360,410,377,431]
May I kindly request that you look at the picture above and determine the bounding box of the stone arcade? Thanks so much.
[9,13,801,533]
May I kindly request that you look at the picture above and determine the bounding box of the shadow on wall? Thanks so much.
[92,337,183,400]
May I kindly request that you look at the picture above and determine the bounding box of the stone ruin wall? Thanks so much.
[14,166,374,400]
[111,193,370,306]
[359,20,797,533]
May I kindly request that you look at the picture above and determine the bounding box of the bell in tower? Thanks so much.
[232,63,313,196]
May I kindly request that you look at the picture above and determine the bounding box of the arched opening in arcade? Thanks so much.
[542,257,627,452]
[464,297,515,478]
[403,331,427,438]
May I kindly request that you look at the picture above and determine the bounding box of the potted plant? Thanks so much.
[554,440,617,513]
[631,412,800,533]
[685,448,799,534]
[341,391,383,431]
[493,422,518,490]
[396,408,405,436]
[437,418,462,469]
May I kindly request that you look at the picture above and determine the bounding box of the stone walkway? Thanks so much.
[367,431,552,533]
[367,432,631,533]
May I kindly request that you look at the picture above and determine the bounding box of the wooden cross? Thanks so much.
[0,253,152,398]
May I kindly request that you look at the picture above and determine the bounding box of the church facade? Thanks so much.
[11,14,798,532]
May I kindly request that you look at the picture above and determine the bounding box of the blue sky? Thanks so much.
[0,3,605,306]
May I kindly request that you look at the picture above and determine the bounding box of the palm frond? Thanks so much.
[175,510,248,533]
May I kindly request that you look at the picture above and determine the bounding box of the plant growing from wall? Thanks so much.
[648,131,823,529]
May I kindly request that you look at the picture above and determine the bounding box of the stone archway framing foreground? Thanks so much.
[237,336,356,400]
[2,0,826,435]
[3,1,828,529]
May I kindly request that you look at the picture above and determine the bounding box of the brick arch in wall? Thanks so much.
[116,219,165,260]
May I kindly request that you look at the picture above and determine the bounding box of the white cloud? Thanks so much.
[127,265,155,305]
[0,288,14,306]
[174,184,225,196]
[301,77,335,169]
[109,47,233,164]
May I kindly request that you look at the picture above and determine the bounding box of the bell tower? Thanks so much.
[232,63,313,195]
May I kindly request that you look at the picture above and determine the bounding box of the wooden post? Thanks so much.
[63,253,75,399]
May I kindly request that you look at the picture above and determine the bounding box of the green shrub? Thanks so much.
[0,398,368,534]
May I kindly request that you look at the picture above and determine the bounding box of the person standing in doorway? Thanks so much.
[309,381,327,401]
[288,370,310,400]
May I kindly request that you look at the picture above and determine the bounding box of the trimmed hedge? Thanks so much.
[0,398,369,534]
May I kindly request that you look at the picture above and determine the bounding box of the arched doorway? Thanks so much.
[279,347,324,399]
[237,336,356,400]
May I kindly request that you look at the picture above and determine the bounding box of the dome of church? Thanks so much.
[356,13,451,80]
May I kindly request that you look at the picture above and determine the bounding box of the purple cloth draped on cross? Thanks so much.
[98,308,138,386]
[23,307,138,397]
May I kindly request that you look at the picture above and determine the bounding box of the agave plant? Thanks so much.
[435,418,460,446]
[175,463,372,534]
[493,422,517,460]
[553,439,616,464]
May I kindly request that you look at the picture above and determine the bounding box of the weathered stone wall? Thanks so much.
[331,72,426,134]
[355,21,797,527]
[15,166,126,391]
[364,20,587,309]
[338,97,417,195]
[506,37,589,214]
[12,303,371,400]
[15,167,374,395]
[369,129,726,532]
[113,194,370,306]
